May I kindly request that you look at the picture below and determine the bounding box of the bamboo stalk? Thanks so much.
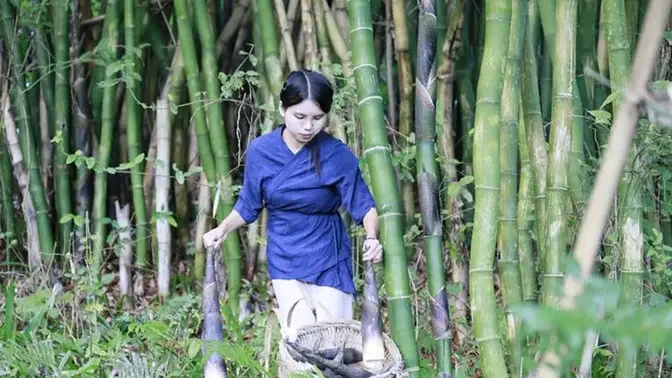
[414,0,453,373]
[0,129,17,262]
[300,0,319,69]
[53,0,75,257]
[468,0,512,376]
[542,0,576,308]
[123,0,149,276]
[535,2,671,375]
[390,0,416,236]
[274,0,299,71]
[0,2,55,265]
[521,0,549,268]
[256,0,284,96]
[71,0,94,267]
[3,94,41,271]
[116,201,133,302]
[323,0,352,76]
[498,0,526,371]
[155,98,172,297]
[346,0,421,373]
[603,0,645,376]
[33,28,55,196]
[517,103,537,303]
[193,0,244,311]
[92,0,120,270]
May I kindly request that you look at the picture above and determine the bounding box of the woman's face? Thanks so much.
[280,99,328,145]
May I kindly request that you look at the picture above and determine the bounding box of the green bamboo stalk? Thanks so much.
[543,0,576,308]
[71,0,94,266]
[92,0,120,270]
[594,5,610,156]
[455,0,475,198]
[521,0,548,268]
[498,0,526,372]
[312,0,348,145]
[662,209,672,251]
[436,2,471,349]
[0,131,17,262]
[174,0,219,233]
[193,0,243,311]
[569,94,587,214]
[625,0,639,50]
[90,19,110,134]
[33,29,55,138]
[322,0,353,76]
[391,0,417,235]
[346,0,421,374]
[255,0,283,96]
[469,0,512,376]
[0,2,55,265]
[577,0,600,160]
[123,0,149,273]
[517,103,537,303]
[53,0,74,258]
[540,50,553,123]
[414,0,452,373]
[604,0,644,376]
[577,0,599,110]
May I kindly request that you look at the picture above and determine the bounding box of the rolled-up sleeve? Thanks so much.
[233,143,263,223]
[332,146,376,225]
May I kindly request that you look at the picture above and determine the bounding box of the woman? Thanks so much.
[203,69,382,335]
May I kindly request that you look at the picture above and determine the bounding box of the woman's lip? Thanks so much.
[299,133,312,138]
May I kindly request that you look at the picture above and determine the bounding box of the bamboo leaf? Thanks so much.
[86,157,96,169]
[106,61,124,77]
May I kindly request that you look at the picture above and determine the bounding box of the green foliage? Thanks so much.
[0,273,279,378]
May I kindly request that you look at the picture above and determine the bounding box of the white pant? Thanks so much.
[272,279,353,339]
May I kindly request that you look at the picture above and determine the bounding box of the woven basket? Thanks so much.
[277,319,405,378]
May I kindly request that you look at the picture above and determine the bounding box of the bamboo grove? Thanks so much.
[1,0,672,377]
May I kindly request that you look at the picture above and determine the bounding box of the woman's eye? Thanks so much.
[295,114,305,119]
[314,115,324,120]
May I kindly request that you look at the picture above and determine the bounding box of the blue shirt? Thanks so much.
[233,125,376,295]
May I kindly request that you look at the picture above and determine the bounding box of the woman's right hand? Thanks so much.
[203,223,228,250]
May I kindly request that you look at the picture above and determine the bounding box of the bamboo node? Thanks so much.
[349,26,373,34]
[468,268,493,274]
[619,270,644,274]
[387,294,412,300]
[474,184,500,191]
[484,16,511,25]
[498,259,519,264]
[500,169,518,175]
[498,217,517,222]
[553,92,574,100]
[358,95,383,106]
[363,145,391,155]
[541,273,565,278]
[475,335,501,343]
[546,186,569,192]
[378,211,402,219]
[476,97,499,105]
[404,367,421,373]
[352,63,377,71]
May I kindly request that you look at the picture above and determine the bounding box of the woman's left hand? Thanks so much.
[362,237,383,263]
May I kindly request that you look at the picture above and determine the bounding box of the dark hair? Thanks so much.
[279,70,334,177]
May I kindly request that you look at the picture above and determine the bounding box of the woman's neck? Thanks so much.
[281,127,306,154]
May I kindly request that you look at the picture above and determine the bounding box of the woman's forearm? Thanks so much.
[221,210,246,235]
[362,207,379,238]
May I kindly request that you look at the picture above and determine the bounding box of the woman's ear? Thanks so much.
[278,101,285,118]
